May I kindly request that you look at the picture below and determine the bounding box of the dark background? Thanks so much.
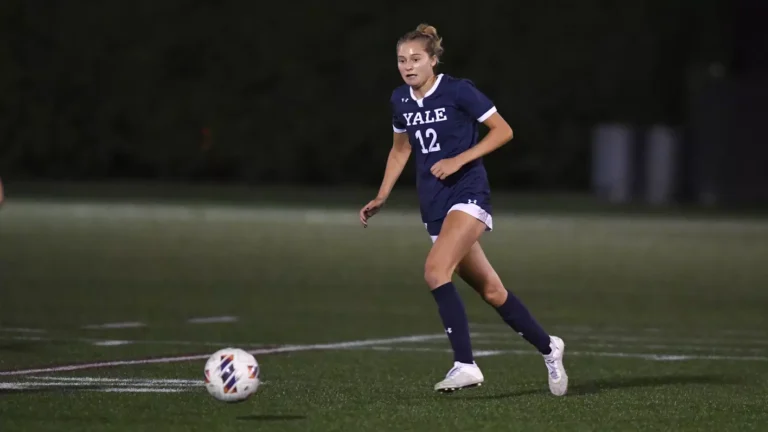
[0,0,766,205]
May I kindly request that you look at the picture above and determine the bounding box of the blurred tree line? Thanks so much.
[0,0,729,190]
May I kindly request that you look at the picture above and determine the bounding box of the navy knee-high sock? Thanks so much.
[495,289,552,355]
[431,282,474,364]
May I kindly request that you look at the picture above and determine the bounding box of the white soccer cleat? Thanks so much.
[543,336,568,396]
[434,361,484,393]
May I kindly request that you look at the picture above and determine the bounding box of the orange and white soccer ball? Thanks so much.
[204,348,260,402]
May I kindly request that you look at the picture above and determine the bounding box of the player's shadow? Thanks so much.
[567,374,741,396]
[456,374,739,399]
[236,414,307,422]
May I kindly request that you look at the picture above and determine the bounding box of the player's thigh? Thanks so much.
[456,241,502,292]
[426,210,487,274]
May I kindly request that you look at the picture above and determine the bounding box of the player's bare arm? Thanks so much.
[360,131,411,227]
[430,113,513,180]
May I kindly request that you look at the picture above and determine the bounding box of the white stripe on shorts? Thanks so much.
[427,203,493,243]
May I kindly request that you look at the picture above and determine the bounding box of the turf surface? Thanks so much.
[1,195,767,431]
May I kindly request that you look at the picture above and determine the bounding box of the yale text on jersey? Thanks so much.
[402,108,448,127]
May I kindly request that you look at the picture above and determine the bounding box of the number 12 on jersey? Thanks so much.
[415,128,441,154]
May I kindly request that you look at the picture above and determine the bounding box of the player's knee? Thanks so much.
[479,280,507,307]
[468,270,506,306]
[424,260,452,290]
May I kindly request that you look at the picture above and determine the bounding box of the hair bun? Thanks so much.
[396,23,445,60]
[416,24,439,39]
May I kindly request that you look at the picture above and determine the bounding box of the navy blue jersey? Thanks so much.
[391,74,497,222]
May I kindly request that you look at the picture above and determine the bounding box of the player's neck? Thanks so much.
[411,74,437,99]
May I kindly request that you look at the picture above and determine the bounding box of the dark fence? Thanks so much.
[0,0,744,194]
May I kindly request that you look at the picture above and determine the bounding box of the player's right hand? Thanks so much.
[360,197,386,228]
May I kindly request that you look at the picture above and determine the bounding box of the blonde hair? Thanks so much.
[397,23,444,60]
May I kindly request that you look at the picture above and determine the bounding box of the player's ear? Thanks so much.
[430,55,438,68]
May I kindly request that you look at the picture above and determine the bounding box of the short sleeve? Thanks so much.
[391,99,407,133]
[455,80,497,123]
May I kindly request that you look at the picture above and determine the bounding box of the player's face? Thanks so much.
[397,41,437,88]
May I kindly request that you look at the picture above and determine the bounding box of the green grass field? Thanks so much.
[1,193,768,431]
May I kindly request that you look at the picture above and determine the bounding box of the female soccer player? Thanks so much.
[359,24,568,395]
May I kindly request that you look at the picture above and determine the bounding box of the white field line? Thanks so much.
[8,329,768,352]
[0,353,210,377]
[0,383,187,393]
[0,381,197,388]
[365,346,768,362]
[6,330,768,353]
[81,338,250,348]
[3,376,277,394]
[418,337,768,354]
[365,347,505,358]
[3,329,767,379]
[474,331,768,347]
[472,323,768,338]
[92,340,133,346]
[30,376,203,385]
[476,323,669,333]
[564,327,768,338]
[3,335,47,342]
[99,338,275,349]
[0,328,47,334]
[0,333,447,376]
[0,335,277,349]
[464,339,768,354]
[0,376,199,393]
[473,350,505,357]
[6,329,768,355]
[186,316,239,324]
[82,322,146,330]
[98,388,187,393]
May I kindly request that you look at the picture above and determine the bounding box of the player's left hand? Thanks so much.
[430,157,463,180]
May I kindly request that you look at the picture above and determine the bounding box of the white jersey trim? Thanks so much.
[393,124,407,133]
[410,74,444,108]
[477,106,497,123]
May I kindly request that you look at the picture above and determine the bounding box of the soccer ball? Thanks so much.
[204,348,260,403]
